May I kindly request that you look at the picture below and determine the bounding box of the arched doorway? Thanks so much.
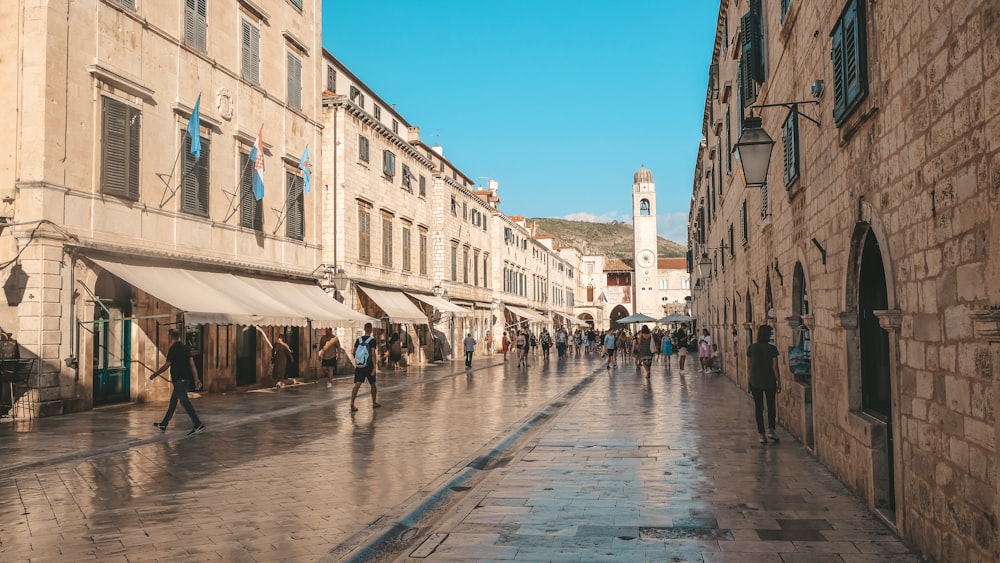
[609,305,629,328]
[791,261,814,449]
[93,272,132,406]
[578,313,594,329]
[858,227,895,513]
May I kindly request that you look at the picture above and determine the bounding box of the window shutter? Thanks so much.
[761,183,770,219]
[184,0,196,47]
[239,153,261,230]
[358,135,369,162]
[182,134,210,215]
[843,0,865,110]
[287,53,302,109]
[739,54,757,107]
[101,97,128,197]
[285,172,304,240]
[195,0,208,53]
[748,0,764,82]
[242,21,259,84]
[782,109,799,187]
[382,150,395,177]
[419,175,426,197]
[831,16,847,120]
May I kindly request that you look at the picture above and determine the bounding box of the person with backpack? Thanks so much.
[463,332,476,368]
[540,329,552,358]
[350,322,379,412]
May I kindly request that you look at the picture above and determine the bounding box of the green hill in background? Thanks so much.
[530,218,687,261]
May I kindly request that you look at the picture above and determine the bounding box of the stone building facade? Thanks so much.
[688,1,999,561]
[1,0,325,414]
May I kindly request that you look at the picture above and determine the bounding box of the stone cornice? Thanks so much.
[88,63,155,101]
[324,96,433,169]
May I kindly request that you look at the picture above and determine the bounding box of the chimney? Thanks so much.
[407,126,420,143]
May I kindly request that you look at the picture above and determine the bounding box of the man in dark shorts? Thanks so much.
[150,328,205,435]
[350,322,379,412]
[317,327,340,388]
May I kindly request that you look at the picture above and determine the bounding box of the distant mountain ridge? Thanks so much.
[530,218,686,261]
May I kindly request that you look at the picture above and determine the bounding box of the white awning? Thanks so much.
[92,259,378,328]
[358,286,429,324]
[553,311,585,326]
[238,277,379,328]
[505,305,548,323]
[405,292,473,316]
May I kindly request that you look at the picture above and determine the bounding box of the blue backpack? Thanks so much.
[354,336,373,367]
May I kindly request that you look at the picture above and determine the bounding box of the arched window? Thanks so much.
[639,199,650,216]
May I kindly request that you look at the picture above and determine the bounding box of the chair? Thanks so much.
[0,358,37,419]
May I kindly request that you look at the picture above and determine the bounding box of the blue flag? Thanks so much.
[248,127,265,200]
[298,145,311,194]
[187,94,202,160]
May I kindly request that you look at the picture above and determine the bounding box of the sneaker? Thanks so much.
[153,422,167,432]
[350,405,359,412]
[759,434,767,444]
[767,431,779,442]
[188,424,206,435]
[326,382,333,388]
[373,403,382,408]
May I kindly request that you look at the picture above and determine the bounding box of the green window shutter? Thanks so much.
[382,150,395,177]
[739,54,757,107]
[287,53,302,109]
[285,172,304,240]
[748,0,764,82]
[832,0,867,125]
[782,109,800,187]
[358,135,369,162]
[182,134,210,215]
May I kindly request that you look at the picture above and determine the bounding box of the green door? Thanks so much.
[93,307,131,406]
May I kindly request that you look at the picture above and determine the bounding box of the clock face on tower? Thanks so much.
[637,249,655,268]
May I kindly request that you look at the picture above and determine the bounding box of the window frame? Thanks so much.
[358,135,369,163]
[239,152,263,231]
[782,108,800,187]
[358,203,371,262]
[286,51,302,110]
[401,224,412,272]
[831,0,869,125]
[419,229,428,275]
[382,150,396,179]
[381,212,393,268]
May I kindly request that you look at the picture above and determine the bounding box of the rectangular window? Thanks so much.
[401,164,413,192]
[761,183,770,219]
[112,0,135,10]
[382,150,396,178]
[419,229,428,275]
[287,52,302,110]
[326,65,336,92]
[181,133,210,216]
[349,85,365,109]
[463,249,469,284]
[831,0,868,125]
[781,0,791,23]
[358,204,371,262]
[740,200,749,244]
[392,119,399,134]
[239,152,263,230]
[184,0,208,54]
[101,97,141,200]
[241,19,260,84]
[418,175,426,197]
[482,255,489,288]
[782,108,800,187]
[381,213,393,268]
[358,135,369,163]
[373,105,381,120]
[474,250,480,286]
[451,196,457,215]
[728,224,735,257]
[290,0,302,7]
[285,171,304,240]
[451,245,458,281]
[401,225,412,272]
[742,0,764,83]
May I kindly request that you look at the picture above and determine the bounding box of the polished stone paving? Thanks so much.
[0,353,926,562]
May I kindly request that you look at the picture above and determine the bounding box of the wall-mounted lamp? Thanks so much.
[698,252,713,279]
[331,266,350,292]
[734,101,821,188]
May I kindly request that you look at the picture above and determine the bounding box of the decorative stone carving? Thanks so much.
[216,88,233,121]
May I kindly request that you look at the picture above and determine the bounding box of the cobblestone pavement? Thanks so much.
[0,352,926,562]
[393,358,927,563]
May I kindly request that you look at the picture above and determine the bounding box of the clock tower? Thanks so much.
[632,166,658,317]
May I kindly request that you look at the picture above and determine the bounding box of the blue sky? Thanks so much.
[322,1,720,245]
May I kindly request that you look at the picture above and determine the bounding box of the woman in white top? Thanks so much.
[698,329,713,372]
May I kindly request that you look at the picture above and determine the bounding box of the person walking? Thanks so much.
[501,331,510,361]
[386,332,404,372]
[603,330,617,370]
[350,322,379,412]
[661,330,674,372]
[150,329,205,435]
[463,332,476,368]
[271,333,294,388]
[516,330,529,368]
[317,328,341,388]
[675,323,689,371]
[634,325,654,378]
[698,329,714,372]
[485,330,493,356]
[747,324,781,444]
